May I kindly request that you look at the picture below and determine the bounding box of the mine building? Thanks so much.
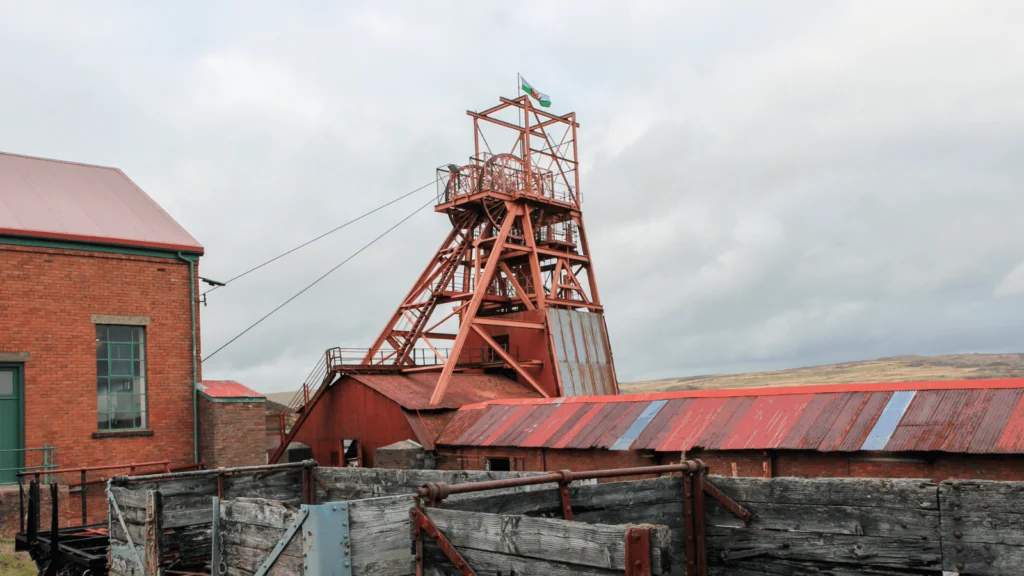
[273,93,618,467]
[0,151,204,484]
[431,378,1024,481]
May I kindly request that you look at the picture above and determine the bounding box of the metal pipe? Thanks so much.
[112,460,316,484]
[416,461,705,502]
[177,251,200,463]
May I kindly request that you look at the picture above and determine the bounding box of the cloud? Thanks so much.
[2,1,1024,392]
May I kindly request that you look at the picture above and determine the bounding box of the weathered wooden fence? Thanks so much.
[112,468,1024,575]
[419,508,673,575]
[449,476,1022,575]
[107,464,553,575]
[107,462,309,575]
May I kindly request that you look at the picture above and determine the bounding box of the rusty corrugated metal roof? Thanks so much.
[199,380,265,400]
[0,151,203,253]
[348,373,541,411]
[434,379,1024,454]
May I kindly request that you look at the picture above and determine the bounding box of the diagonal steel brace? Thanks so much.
[413,507,475,575]
[703,480,752,524]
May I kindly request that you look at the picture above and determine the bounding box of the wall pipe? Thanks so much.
[177,252,200,463]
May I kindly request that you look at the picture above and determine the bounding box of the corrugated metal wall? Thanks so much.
[547,309,617,396]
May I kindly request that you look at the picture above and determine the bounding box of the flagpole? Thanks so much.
[517,73,522,130]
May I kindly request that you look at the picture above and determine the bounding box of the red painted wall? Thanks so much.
[0,245,199,473]
[292,378,417,468]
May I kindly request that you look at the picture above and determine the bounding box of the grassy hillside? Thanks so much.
[620,353,1024,394]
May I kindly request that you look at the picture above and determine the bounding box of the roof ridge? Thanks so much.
[458,377,1024,410]
[0,150,118,171]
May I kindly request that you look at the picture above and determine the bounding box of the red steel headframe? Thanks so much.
[361,94,613,405]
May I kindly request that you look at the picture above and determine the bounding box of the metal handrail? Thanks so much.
[0,446,57,482]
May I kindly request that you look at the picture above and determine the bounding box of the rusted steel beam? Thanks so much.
[558,481,574,520]
[682,473,697,576]
[702,480,752,524]
[624,526,652,576]
[412,507,475,575]
[693,471,708,576]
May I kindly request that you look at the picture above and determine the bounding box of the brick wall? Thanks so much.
[198,397,266,468]
[436,445,1024,482]
[0,244,200,474]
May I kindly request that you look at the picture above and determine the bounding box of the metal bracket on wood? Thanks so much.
[107,484,145,572]
[558,481,574,520]
[680,467,709,576]
[303,502,352,576]
[254,508,310,576]
[624,527,652,576]
[412,507,476,576]
[702,479,751,525]
[211,496,224,576]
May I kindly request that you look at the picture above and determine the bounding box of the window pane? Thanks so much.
[132,327,144,343]
[111,344,131,360]
[98,412,110,430]
[96,360,108,377]
[97,380,107,410]
[108,326,132,342]
[96,340,107,359]
[0,372,13,396]
[110,378,134,394]
[111,412,134,429]
[111,360,131,376]
[96,325,106,339]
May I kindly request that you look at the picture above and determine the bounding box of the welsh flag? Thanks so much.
[520,77,551,107]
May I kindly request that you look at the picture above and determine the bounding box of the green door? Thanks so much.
[0,366,23,484]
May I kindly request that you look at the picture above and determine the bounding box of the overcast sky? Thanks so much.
[3,1,1024,393]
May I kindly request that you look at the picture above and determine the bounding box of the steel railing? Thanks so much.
[0,446,57,484]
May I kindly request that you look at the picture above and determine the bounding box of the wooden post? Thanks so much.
[143,490,163,575]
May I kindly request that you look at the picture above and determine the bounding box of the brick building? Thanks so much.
[429,379,1024,482]
[197,380,267,468]
[0,151,203,484]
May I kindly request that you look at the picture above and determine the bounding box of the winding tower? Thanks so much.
[271,94,617,465]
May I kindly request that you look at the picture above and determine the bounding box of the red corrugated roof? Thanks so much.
[434,379,1024,455]
[347,373,542,411]
[0,151,203,253]
[200,380,265,400]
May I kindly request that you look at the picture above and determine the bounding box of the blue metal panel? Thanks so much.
[611,400,669,451]
[302,502,351,576]
[861,391,916,451]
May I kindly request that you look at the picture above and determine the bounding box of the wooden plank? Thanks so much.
[316,467,546,501]
[423,543,623,576]
[221,498,300,530]
[940,480,1024,574]
[109,486,150,509]
[425,508,672,573]
[707,476,939,510]
[349,494,420,575]
[941,479,1024,515]
[223,543,303,576]
[706,527,941,571]
[108,541,144,576]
